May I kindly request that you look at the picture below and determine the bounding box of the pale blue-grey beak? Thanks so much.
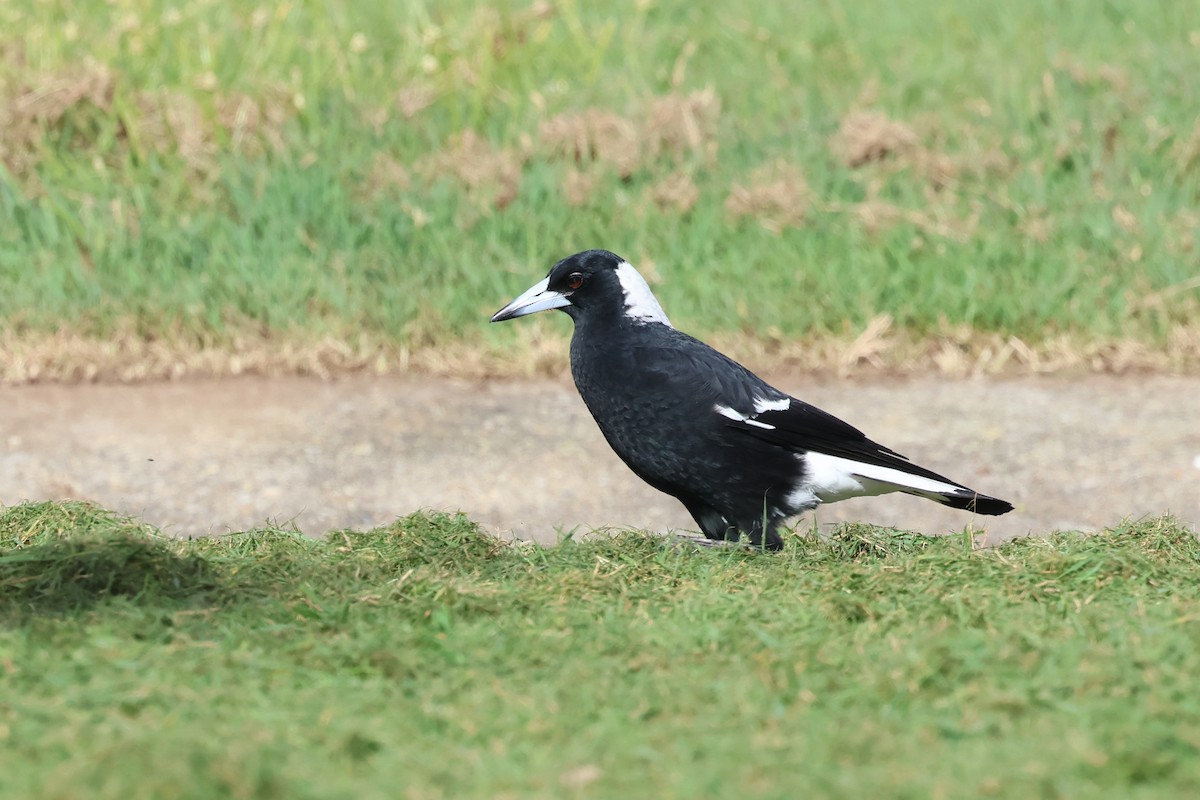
[490,277,573,322]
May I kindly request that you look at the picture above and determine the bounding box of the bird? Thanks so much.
[490,249,1013,550]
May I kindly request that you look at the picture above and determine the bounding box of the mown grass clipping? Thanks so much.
[2,500,1199,798]
[1,0,1199,381]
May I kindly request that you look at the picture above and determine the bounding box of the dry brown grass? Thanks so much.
[829,107,1012,194]
[562,167,598,207]
[1052,53,1132,95]
[725,161,811,232]
[394,84,437,119]
[708,321,1200,380]
[0,57,296,180]
[812,107,1010,242]
[3,48,1193,388]
[647,170,700,214]
[362,84,436,134]
[539,89,721,183]
[540,108,642,178]
[1165,209,1199,257]
[822,195,982,242]
[4,323,1198,386]
[644,88,721,162]
[417,130,524,212]
[358,152,412,202]
[0,58,115,177]
[830,110,919,168]
[1173,119,1200,174]
[0,325,563,384]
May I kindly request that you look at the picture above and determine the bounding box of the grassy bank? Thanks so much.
[2,1,1199,381]
[2,501,1199,797]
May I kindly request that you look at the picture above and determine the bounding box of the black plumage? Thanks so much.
[491,249,1013,549]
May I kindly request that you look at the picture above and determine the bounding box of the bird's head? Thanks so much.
[490,249,671,326]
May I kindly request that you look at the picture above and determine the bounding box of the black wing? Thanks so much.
[650,329,971,490]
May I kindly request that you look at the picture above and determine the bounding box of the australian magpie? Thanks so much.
[491,249,1013,550]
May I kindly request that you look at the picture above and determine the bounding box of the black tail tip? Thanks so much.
[942,492,1014,516]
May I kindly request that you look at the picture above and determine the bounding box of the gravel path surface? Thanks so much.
[2,375,1197,544]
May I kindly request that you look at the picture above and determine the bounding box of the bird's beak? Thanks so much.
[490,277,572,322]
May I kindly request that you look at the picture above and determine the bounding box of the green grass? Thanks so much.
[3,501,1200,798]
[1,0,1198,371]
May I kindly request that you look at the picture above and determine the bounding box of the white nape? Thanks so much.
[615,261,672,326]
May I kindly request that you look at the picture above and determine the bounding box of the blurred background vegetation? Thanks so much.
[1,0,1198,379]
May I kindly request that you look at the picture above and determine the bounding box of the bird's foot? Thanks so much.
[668,531,752,550]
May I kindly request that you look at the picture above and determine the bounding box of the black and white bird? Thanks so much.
[491,249,1013,549]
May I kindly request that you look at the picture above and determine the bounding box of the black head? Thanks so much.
[490,249,671,326]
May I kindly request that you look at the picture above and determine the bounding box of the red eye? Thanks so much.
[567,272,585,290]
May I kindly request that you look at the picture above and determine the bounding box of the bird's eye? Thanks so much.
[567,272,585,290]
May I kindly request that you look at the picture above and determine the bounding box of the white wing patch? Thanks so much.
[713,405,742,422]
[753,396,790,413]
[615,261,671,326]
[791,451,965,506]
[713,404,776,430]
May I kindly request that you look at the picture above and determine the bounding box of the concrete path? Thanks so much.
[2,375,1197,544]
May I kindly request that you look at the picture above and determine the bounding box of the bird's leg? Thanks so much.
[746,520,785,551]
[669,532,746,550]
[744,501,785,551]
[682,500,736,545]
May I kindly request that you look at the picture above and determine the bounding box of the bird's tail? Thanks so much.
[829,457,1014,516]
[922,488,1014,516]
[803,452,1014,516]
